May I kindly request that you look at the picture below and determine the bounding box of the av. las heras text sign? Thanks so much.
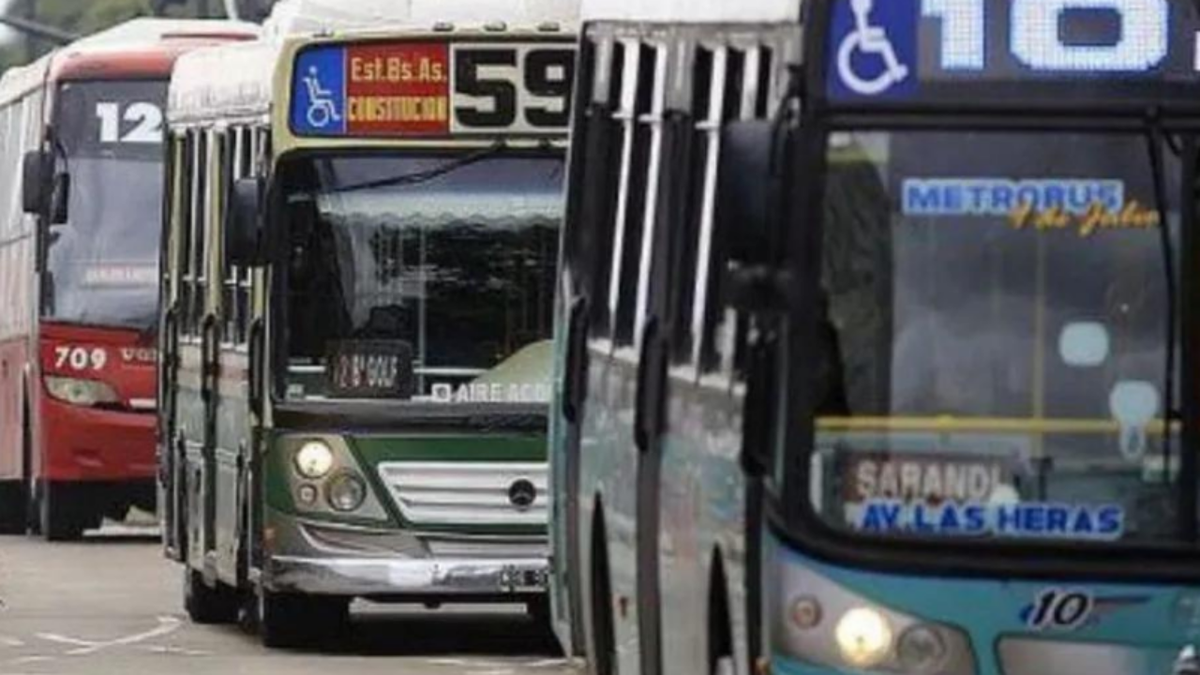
[290,40,575,137]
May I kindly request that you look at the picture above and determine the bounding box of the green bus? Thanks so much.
[159,19,576,648]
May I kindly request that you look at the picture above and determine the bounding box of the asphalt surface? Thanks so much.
[0,522,574,675]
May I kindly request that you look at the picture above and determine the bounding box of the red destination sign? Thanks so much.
[345,42,450,136]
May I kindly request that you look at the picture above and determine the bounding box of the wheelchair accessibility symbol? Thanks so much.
[304,67,343,129]
[836,0,911,96]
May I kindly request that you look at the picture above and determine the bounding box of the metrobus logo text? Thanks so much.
[902,178,1124,217]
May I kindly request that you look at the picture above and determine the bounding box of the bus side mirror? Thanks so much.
[21,150,50,215]
[227,177,263,266]
[49,172,70,225]
[716,120,787,311]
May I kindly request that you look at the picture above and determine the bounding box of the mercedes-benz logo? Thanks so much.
[508,478,537,511]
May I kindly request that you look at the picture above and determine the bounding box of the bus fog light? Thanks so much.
[789,595,823,629]
[297,484,318,505]
[897,625,947,673]
[326,474,367,512]
[835,607,892,667]
[295,441,334,479]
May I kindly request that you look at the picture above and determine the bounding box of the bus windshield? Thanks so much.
[278,151,563,404]
[810,129,1184,546]
[43,80,166,330]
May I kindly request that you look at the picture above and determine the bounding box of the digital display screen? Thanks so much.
[290,39,575,137]
[824,0,1200,105]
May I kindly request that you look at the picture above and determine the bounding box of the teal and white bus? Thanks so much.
[547,0,799,671]
[551,0,1200,673]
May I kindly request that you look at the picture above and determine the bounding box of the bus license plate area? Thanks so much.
[501,564,548,591]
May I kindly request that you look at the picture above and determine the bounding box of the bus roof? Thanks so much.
[170,3,583,127]
[579,0,798,23]
[0,18,258,107]
[262,0,580,37]
[168,38,281,124]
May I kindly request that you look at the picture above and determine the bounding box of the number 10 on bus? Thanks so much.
[924,0,1174,73]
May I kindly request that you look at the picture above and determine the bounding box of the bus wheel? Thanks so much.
[38,482,83,542]
[527,596,557,643]
[184,569,239,624]
[0,481,27,534]
[590,518,615,675]
[258,585,349,649]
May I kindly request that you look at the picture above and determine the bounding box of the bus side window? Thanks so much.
[230,126,254,347]
[695,47,754,375]
[575,37,626,338]
[215,128,237,347]
[165,134,186,319]
[607,42,659,347]
[180,129,198,337]
[671,45,721,366]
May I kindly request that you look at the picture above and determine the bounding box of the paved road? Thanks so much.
[0,525,574,675]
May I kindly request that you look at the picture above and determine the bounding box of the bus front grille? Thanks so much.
[375,461,548,528]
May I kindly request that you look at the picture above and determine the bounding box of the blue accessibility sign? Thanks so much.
[827,0,918,100]
[290,46,348,136]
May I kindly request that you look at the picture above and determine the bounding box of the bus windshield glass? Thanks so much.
[43,80,167,330]
[810,130,1184,546]
[278,151,563,404]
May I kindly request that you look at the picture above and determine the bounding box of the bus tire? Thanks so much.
[184,568,239,624]
[38,482,83,542]
[527,595,558,648]
[707,555,734,675]
[258,585,349,649]
[589,512,615,675]
[0,481,26,534]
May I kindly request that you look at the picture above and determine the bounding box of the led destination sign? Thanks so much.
[825,0,1200,105]
[291,39,575,137]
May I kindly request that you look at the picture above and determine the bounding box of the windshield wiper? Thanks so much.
[1145,124,1181,518]
[327,140,508,194]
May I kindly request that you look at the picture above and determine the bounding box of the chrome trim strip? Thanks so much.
[266,555,549,596]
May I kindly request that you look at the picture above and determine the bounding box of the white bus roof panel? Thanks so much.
[169,40,280,123]
[71,18,258,49]
[263,0,580,36]
[580,0,799,22]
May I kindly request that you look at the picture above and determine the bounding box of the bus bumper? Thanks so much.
[263,509,549,599]
[40,397,156,482]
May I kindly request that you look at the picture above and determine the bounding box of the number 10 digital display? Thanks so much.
[926,0,1169,73]
[825,0,1200,104]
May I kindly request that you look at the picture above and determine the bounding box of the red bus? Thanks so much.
[0,19,256,540]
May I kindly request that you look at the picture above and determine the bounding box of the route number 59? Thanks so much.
[924,0,1169,72]
[452,45,575,132]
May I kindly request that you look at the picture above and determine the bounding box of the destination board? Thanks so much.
[290,39,575,137]
[823,0,1200,107]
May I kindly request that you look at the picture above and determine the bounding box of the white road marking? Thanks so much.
[0,637,24,648]
[34,635,90,648]
[142,645,210,657]
[36,616,181,656]
[8,656,53,664]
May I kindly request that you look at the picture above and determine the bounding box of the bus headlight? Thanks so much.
[294,441,335,479]
[835,607,892,667]
[326,473,367,512]
[774,563,975,674]
[45,376,119,407]
[897,624,948,673]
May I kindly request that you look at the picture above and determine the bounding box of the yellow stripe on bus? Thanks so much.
[815,416,1178,434]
